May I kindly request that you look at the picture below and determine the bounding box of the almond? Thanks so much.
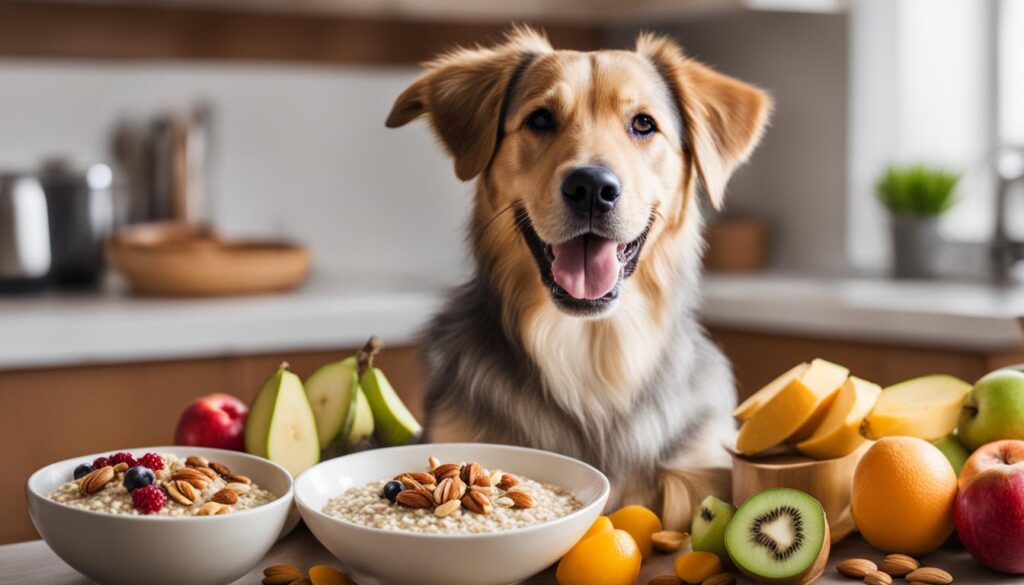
[171,468,211,490]
[434,499,462,517]
[470,485,494,497]
[461,490,492,514]
[461,462,484,486]
[197,467,217,480]
[651,530,689,553]
[186,455,209,468]
[905,567,953,585]
[195,501,230,516]
[836,558,876,578]
[112,462,129,474]
[398,471,436,485]
[434,477,467,504]
[428,456,441,470]
[262,564,302,585]
[396,489,432,509]
[864,570,893,585]
[433,463,460,481]
[263,563,302,576]
[702,574,736,585]
[212,487,239,505]
[489,469,504,485]
[473,474,493,488]
[647,576,683,585]
[208,461,232,477]
[225,473,251,485]
[496,497,515,508]
[78,466,114,495]
[227,482,251,494]
[497,473,520,490]
[880,554,919,577]
[167,480,197,505]
[506,488,534,509]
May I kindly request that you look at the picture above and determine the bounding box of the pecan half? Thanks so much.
[208,461,232,477]
[78,466,114,495]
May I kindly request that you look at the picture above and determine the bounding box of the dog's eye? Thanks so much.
[525,109,557,133]
[630,114,657,137]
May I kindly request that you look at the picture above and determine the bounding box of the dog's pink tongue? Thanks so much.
[551,235,621,300]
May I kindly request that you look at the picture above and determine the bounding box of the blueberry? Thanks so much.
[73,463,92,480]
[382,480,404,503]
[123,465,155,492]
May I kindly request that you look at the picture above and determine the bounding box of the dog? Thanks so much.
[386,27,771,530]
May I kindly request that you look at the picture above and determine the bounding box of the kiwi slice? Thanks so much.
[725,488,830,585]
[691,495,735,560]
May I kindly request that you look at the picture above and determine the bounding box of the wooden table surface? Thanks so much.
[1,524,1017,585]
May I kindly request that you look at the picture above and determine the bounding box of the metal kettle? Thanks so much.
[0,172,51,291]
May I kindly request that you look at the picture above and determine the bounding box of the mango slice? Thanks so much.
[861,375,971,441]
[796,376,882,459]
[734,363,809,421]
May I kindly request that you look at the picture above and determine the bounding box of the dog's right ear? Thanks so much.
[386,27,551,181]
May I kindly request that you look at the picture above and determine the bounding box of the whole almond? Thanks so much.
[186,455,209,468]
[470,484,495,497]
[703,574,736,585]
[225,473,251,485]
[428,456,441,470]
[399,471,437,485]
[78,466,115,495]
[433,463,460,481]
[837,558,877,578]
[905,567,953,585]
[461,462,484,486]
[434,477,467,504]
[208,461,232,477]
[506,488,535,509]
[880,554,919,577]
[497,473,520,490]
[396,489,432,509]
[195,502,228,516]
[496,496,515,508]
[262,564,302,585]
[227,482,251,494]
[651,530,690,553]
[167,480,197,505]
[461,490,492,514]
[171,468,211,490]
[212,487,239,505]
[434,499,461,517]
[473,474,493,488]
[648,576,683,585]
[489,469,504,485]
[864,570,893,585]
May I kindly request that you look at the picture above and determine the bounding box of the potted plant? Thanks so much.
[875,163,960,279]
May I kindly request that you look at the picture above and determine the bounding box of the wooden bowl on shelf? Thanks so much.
[730,445,868,544]
[107,223,310,297]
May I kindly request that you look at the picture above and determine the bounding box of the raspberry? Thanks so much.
[91,456,110,470]
[131,485,166,514]
[109,452,138,467]
[137,453,164,471]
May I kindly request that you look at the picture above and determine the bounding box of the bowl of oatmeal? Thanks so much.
[26,446,293,585]
[294,442,610,585]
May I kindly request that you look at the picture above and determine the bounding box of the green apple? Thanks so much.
[932,433,970,475]
[245,363,320,476]
[305,357,374,450]
[691,494,735,561]
[958,369,1024,451]
[358,336,422,446]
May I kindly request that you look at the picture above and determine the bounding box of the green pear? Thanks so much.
[958,369,1024,451]
[691,494,736,561]
[931,433,970,475]
[358,337,422,447]
[305,357,374,450]
[244,363,320,476]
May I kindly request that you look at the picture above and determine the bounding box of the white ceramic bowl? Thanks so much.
[27,446,294,585]
[295,443,610,585]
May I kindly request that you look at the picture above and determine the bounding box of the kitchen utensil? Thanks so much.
[730,444,867,544]
[294,442,610,585]
[27,446,294,585]
[38,159,115,288]
[106,223,310,297]
[0,172,51,291]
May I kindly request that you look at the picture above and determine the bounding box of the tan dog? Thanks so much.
[387,27,770,529]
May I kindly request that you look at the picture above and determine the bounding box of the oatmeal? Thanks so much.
[49,452,277,516]
[322,456,582,534]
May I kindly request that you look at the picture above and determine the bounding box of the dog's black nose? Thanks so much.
[561,166,621,216]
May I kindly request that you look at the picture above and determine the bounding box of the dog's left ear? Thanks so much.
[386,27,552,181]
[637,33,772,209]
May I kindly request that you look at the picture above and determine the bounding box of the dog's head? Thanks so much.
[388,28,770,318]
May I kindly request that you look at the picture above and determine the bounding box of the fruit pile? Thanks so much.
[173,336,422,478]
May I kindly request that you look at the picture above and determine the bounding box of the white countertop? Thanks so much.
[0,272,1021,370]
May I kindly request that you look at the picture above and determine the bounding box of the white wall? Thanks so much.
[0,60,472,285]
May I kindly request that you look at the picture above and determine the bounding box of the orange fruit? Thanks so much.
[673,551,722,583]
[581,515,614,541]
[608,504,663,558]
[851,436,957,555]
[556,529,642,585]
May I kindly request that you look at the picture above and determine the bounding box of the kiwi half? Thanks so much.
[725,488,830,585]
[691,495,736,560]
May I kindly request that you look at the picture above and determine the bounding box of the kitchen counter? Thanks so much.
[0,272,1021,370]
[0,524,1012,584]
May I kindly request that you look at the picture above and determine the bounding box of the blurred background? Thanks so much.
[1,0,1022,544]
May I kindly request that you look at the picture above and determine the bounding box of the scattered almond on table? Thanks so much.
[879,553,919,577]
[837,558,877,578]
[836,556,953,585]
[651,529,690,553]
[864,570,893,585]
[262,563,349,585]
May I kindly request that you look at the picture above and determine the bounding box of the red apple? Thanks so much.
[174,393,248,451]
[954,440,1024,573]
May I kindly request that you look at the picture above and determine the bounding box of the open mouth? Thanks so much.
[516,208,650,314]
